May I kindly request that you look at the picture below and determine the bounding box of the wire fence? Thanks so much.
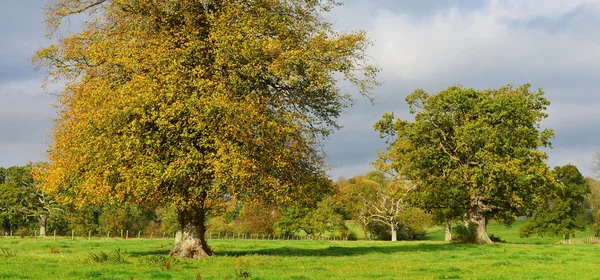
[564,236,600,244]
[1,230,350,241]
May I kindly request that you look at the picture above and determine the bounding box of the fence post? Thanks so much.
[121,230,123,239]
[54,230,56,241]
[88,231,91,240]
[71,230,74,240]
[107,230,110,239]
[138,231,141,238]
[126,230,129,240]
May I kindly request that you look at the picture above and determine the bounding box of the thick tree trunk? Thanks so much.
[39,214,47,237]
[169,208,212,258]
[444,218,452,242]
[469,199,492,244]
[390,223,397,241]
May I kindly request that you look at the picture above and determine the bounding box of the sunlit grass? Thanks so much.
[1,225,599,280]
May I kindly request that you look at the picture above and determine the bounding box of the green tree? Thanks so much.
[238,204,280,235]
[396,207,433,240]
[34,0,378,257]
[300,196,346,236]
[274,205,309,236]
[520,164,590,241]
[335,175,379,238]
[375,84,555,244]
[98,204,156,236]
[585,177,600,235]
[0,164,61,237]
[0,167,5,184]
[275,196,345,237]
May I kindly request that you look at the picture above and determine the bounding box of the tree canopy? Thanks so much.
[520,164,589,240]
[0,163,61,237]
[375,84,555,243]
[34,0,378,257]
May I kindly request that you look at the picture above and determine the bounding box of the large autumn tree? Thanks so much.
[375,84,555,244]
[33,0,378,258]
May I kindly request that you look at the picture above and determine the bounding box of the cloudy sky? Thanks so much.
[1,0,599,180]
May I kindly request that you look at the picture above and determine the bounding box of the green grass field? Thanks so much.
[1,221,598,279]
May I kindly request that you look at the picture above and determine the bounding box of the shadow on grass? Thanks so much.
[127,249,170,257]
[216,242,471,257]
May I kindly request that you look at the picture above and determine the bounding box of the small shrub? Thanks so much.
[452,223,477,243]
[236,270,252,279]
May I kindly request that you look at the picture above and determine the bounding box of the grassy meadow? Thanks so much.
[1,221,599,279]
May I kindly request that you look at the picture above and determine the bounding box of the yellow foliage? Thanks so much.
[34,0,379,215]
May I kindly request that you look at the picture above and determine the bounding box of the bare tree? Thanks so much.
[368,191,405,241]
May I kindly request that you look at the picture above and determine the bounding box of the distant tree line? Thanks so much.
[0,164,431,241]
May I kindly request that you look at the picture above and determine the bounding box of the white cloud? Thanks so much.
[325,0,600,178]
[367,1,600,83]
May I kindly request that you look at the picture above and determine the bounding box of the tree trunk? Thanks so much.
[444,218,452,242]
[390,223,397,241]
[169,208,212,258]
[469,199,492,244]
[39,214,48,237]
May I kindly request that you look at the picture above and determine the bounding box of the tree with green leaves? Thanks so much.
[0,164,61,237]
[335,174,379,238]
[396,207,433,240]
[275,194,345,237]
[34,0,378,258]
[585,177,600,235]
[520,164,590,241]
[375,84,555,244]
[300,196,346,237]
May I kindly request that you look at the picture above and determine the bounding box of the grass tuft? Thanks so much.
[0,248,16,258]
[88,248,125,263]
